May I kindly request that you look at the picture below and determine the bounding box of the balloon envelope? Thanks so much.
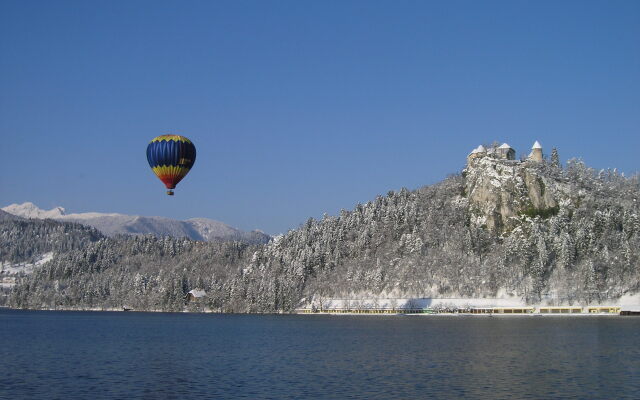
[146,135,196,192]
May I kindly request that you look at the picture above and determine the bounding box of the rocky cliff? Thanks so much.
[464,156,560,232]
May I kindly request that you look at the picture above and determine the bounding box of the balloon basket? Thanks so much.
[167,190,174,196]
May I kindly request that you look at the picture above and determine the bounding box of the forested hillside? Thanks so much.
[10,235,255,311]
[6,157,640,312]
[0,219,102,264]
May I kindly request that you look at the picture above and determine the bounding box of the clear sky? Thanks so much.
[1,0,638,234]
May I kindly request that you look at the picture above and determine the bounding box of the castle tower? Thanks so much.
[529,141,543,162]
[497,143,515,160]
[467,145,487,164]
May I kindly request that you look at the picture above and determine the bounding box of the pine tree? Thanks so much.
[551,148,561,169]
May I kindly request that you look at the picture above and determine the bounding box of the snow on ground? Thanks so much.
[1,252,54,289]
[306,297,526,311]
[617,293,640,311]
[60,212,126,220]
[301,288,639,312]
[0,252,54,275]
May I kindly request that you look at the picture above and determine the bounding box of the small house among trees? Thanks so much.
[185,289,206,303]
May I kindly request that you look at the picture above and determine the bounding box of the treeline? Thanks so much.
[5,159,640,312]
[0,219,102,264]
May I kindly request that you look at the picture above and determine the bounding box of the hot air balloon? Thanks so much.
[146,135,196,195]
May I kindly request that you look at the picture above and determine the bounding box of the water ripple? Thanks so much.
[1,310,639,399]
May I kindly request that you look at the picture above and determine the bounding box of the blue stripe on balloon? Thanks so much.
[146,140,196,168]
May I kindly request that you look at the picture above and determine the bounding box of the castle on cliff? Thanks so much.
[467,141,543,165]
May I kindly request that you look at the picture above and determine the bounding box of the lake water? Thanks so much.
[1,309,639,399]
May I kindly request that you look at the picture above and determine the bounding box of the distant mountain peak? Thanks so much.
[1,202,270,244]
[2,202,66,219]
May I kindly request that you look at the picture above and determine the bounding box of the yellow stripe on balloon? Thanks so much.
[150,135,192,144]
[152,165,190,178]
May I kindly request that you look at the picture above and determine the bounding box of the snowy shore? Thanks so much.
[1,305,636,316]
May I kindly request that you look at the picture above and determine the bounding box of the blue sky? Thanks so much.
[1,0,638,234]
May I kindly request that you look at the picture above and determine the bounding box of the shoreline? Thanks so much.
[297,312,624,317]
[1,305,636,316]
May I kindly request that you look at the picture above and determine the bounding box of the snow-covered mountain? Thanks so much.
[2,203,64,219]
[1,202,270,244]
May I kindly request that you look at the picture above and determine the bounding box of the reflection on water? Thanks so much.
[1,310,639,399]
